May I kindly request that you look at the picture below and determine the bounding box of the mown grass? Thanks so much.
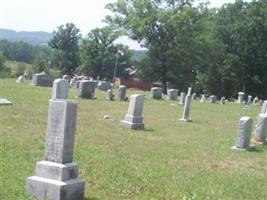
[0,79,266,200]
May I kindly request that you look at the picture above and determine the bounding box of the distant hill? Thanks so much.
[0,29,52,45]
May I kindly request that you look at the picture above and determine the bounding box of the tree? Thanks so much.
[79,27,131,80]
[49,23,81,75]
[105,0,195,93]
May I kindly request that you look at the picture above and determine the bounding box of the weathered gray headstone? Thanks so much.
[209,95,216,103]
[237,92,245,104]
[247,95,252,104]
[179,92,186,104]
[231,116,253,150]
[52,79,69,100]
[98,81,111,91]
[32,73,54,87]
[150,87,162,99]
[254,114,267,144]
[27,86,85,200]
[180,94,192,122]
[118,85,127,101]
[261,101,267,113]
[200,94,205,103]
[167,89,178,100]
[63,75,71,82]
[187,87,192,95]
[16,75,25,83]
[192,93,196,100]
[78,80,96,99]
[107,89,114,101]
[220,97,226,104]
[120,94,144,129]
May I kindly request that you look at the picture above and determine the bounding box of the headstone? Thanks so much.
[150,87,162,99]
[180,93,192,122]
[118,85,127,101]
[52,79,69,100]
[0,99,12,105]
[16,75,25,83]
[98,81,111,91]
[259,100,263,106]
[231,116,253,150]
[32,73,54,87]
[200,94,205,103]
[78,80,96,99]
[192,93,196,100]
[261,101,267,113]
[254,114,267,144]
[167,89,178,100]
[209,95,216,103]
[220,97,226,104]
[63,75,71,82]
[27,85,85,200]
[187,87,192,95]
[107,89,114,101]
[247,95,252,104]
[179,92,186,104]
[237,92,245,104]
[253,96,259,105]
[120,94,144,129]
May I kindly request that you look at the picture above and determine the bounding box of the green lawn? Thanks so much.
[0,79,266,200]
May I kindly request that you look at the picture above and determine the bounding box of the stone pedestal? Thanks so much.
[27,83,85,200]
[179,92,186,105]
[78,80,96,99]
[167,89,178,100]
[150,87,162,99]
[120,94,144,129]
[254,114,267,144]
[232,116,253,150]
[237,92,245,104]
[118,85,127,101]
[180,94,192,122]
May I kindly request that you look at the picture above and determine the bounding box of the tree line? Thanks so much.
[1,0,267,99]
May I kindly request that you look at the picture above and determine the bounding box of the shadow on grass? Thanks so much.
[143,127,155,132]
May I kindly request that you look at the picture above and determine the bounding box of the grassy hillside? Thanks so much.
[0,79,266,200]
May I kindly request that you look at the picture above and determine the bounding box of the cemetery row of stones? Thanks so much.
[24,75,267,200]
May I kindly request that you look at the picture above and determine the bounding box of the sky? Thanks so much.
[0,0,238,49]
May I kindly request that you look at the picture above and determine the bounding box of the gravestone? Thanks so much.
[27,82,85,200]
[98,81,111,91]
[32,73,54,87]
[107,89,114,101]
[237,92,245,104]
[180,93,192,122]
[120,94,144,129]
[220,97,226,104]
[150,87,162,99]
[179,92,186,104]
[118,85,127,101]
[192,93,196,100]
[231,116,253,150]
[187,87,192,95]
[247,95,252,104]
[261,101,267,113]
[63,75,71,82]
[52,79,69,100]
[78,80,96,99]
[200,94,205,103]
[0,99,12,105]
[167,89,178,100]
[16,75,25,83]
[254,114,267,144]
[209,95,216,103]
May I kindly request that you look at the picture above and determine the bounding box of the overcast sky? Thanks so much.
[0,0,238,49]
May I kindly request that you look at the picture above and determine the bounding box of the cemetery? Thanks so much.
[0,78,266,200]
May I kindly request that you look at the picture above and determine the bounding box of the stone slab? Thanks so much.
[32,73,54,87]
[27,176,85,200]
[120,120,144,130]
[0,99,12,105]
[36,161,79,181]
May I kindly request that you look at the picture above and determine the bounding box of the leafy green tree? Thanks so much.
[79,27,131,80]
[32,56,49,74]
[105,0,196,93]
[49,23,81,75]
[0,51,6,72]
